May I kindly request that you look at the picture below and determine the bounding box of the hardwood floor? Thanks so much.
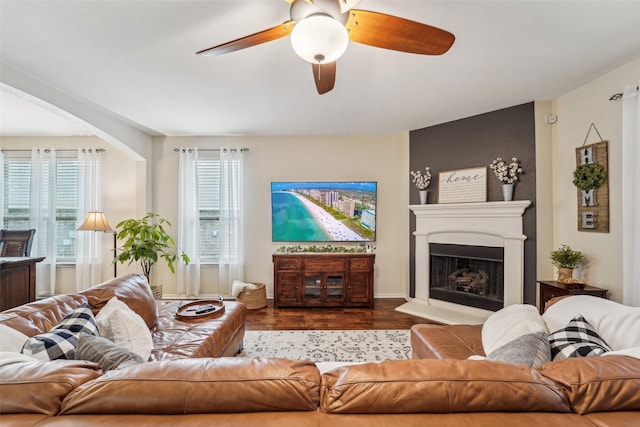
[244,298,437,331]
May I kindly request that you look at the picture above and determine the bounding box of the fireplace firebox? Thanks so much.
[429,243,504,311]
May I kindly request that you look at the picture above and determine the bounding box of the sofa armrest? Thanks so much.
[411,324,484,359]
[0,294,87,337]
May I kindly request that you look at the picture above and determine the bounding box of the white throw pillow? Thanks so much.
[0,351,39,367]
[0,325,29,353]
[542,295,640,351]
[96,297,152,361]
[482,304,547,355]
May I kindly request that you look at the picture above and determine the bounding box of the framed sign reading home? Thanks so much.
[438,167,487,204]
[575,141,609,233]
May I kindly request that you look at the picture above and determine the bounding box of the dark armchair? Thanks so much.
[0,229,36,257]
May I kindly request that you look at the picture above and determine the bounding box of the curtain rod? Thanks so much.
[609,85,639,101]
[173,148,249,153]
[0,148,106,153]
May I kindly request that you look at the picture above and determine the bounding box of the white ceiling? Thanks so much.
[1,0,640,138]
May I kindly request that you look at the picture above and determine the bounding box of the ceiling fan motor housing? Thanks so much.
[290,0,348,25]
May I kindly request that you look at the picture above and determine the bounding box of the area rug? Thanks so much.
[242,329,411,363]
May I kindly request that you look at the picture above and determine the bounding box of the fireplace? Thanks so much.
[429,243,504,311]
[397,201,531,324]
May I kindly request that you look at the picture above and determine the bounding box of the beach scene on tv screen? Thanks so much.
[271,181,376,242]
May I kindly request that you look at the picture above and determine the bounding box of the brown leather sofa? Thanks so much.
[410,321,640,427]
[1,279,639,426]
[0,274,246,360]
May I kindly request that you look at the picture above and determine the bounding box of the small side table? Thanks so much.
[537,280,608,314]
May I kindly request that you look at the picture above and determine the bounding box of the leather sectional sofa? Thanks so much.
[1,275,639,426]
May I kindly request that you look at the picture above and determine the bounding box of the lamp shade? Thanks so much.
[291,14,349,64]
[78,211,113,232]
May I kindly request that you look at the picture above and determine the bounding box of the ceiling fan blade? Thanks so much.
[312,62,336,94]
[346,10,454,55]
[196,21,294,56]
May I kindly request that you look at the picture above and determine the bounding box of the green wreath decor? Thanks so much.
[572,163,606,191]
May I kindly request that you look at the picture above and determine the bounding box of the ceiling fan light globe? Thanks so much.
[290,14,349,64]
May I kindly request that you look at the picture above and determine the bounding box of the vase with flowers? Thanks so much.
[489,157,524,201]
[411,167,432,204]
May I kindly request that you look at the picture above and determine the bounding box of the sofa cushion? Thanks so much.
[320,359,571,414]
[486,331,551,367]
[96,296,152,360]
[80,274,157,329]
[60,358,321,415]
[548,316,611,360]
[21,304,98,361]
[0,359,101,415]
[482,304,547,355]
[76,333,144,371]
[538,355,640,414]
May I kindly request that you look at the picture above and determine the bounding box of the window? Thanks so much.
[197,156,220,261]
[2,155,79,261]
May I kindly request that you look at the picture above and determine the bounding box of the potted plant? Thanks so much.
[550,244,583,282]
[115,213,190,298]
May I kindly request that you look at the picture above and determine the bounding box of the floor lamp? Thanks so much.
[78,211,117,278]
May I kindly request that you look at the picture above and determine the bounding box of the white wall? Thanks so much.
[151,134,410,298]
[551,56,640,302]
[534,101,555,282]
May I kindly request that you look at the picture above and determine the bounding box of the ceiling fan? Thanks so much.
[196,0,455,94]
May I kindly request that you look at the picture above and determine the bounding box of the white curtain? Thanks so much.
[30,148,57,296]
[622,83,640,306]
[177,148,201,296]
[218,148,244,294]
[75,148,104,291]
[0,150,4,230]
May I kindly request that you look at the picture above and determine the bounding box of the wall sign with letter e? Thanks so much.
[575,141,609,232]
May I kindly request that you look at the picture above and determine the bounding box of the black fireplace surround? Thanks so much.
[429,243,504,311]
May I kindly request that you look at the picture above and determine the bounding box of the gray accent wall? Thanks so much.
[409,102,537,306]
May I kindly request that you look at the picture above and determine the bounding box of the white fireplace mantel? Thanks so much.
[397,200,531,325]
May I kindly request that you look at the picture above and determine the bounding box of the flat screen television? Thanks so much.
[271,181,377,242]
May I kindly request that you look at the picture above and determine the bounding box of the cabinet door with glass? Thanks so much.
[325,273,345,303]
[303,272,345,304]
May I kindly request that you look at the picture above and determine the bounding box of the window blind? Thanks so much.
[197,158,221,261]
[2,157,79,260]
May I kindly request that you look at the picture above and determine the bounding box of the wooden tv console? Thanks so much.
[273,253,375,308]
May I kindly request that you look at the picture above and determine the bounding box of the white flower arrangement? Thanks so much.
[489,157,523,184]
[410,167,432,190]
